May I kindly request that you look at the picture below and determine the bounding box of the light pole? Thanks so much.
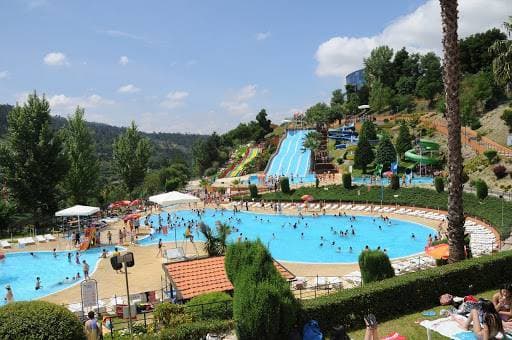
[499,194,504,230]
[111,252,135,337]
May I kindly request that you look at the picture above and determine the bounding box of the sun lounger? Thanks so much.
[44,234,56,241]
[165,248,186,261]
[35,235,47,243]
[24,237,36,245]
[0,240,11,248]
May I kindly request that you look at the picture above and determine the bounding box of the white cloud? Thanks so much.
[220,84,258,116]
[256,31,271,41]
[119,56,130,66]
[43,52,69,66]
[117,84,140,93]
[315,0,510,78]
[161,91,189,108]
[0,71,8,79]
[48,94,114,111]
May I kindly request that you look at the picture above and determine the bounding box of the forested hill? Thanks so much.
[0,104,207,169]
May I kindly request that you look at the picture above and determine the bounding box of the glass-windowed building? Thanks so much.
[346,69,365,90]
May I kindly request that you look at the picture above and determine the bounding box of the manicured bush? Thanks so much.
[154,303,193,327]
[336,158,344,165]
[493,164,507,179]
[358,250,395,284]
[187,292,232,320]
[226,240,299,340]
[434,177,445,193]
[280,177,290,194]
[0,301,85,340]
[342,173,352,189]
[301,250,512,333]
[390,175,399,190]
[249,184,259,198]
[483,149,498,164]
[315,177,320,188]
[158,319,234,340]
[461,170,469,184]
[475,179,488,200]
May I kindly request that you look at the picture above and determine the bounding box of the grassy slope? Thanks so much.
[258,185,511,238]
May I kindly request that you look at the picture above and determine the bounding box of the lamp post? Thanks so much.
[111,252,135,337]
[499,194,504,230]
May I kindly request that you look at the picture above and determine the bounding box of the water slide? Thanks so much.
[79,227,95,251]
[266,130,312,179]
[404,140,441,165]
[227,148,259,177]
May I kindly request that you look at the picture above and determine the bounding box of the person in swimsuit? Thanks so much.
[453,299,503,339]
[493,283,512,321]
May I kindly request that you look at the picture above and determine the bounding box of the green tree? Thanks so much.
[305,102,330,124]
[395,123,413,158]
[354,137,374,174]
[112,121,151,195]
[375,134,397,170]
[501,108,512,132]
[62,107,99,205]
[329,89,345,123]
[255,109,273,139]
[395,76,417,95]
[199,222,231,256]
[489,17,512,87]
[0,92,67,218]
[364,45,394,88]
[359,120,378,141]
[369,80,393,112]
[459,28,507,74]
[0,200,16,237]
[344,93,360,115]
[416,52,443,104]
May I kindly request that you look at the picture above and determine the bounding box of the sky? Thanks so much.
[0,0,509,134]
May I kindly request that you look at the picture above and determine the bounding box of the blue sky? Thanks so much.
[0,0,508,133]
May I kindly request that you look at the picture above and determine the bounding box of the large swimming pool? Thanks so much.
[0,246,117,304]
[139,210,434,263]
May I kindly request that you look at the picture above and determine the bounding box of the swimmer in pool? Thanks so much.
[35,277,41,290]
[336,247,341,253]
[349,246,353,253]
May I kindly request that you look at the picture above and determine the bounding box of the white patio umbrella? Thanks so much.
[148,192,200,247]
[55,205,100,233]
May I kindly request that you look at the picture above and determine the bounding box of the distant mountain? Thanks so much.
[0,104,207,171]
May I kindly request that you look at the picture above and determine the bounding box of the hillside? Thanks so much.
[0,104,207,171]
[477,102,512,147]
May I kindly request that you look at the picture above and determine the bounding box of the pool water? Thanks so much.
[352,176,433,186]
[0,246,117,304]
[139,210,434,263]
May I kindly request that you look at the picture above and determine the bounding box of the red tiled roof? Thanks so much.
[164,256,295,300]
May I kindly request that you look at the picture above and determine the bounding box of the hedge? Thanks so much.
[158,319,234,340]
[248,185,511,238]
[358,250,395,284]
[300,250,512,332]
[342,174,352,189]
[280,177,291,194]
[0,301,85,340]
[187,292,232,320]
[249,184,258,198]
[434,177,444,193]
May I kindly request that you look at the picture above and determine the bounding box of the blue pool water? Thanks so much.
[266,130,315,183]
[139,210,434,263]
[352,176,433,186]
[0,246,117,303]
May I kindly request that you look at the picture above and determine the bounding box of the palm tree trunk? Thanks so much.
[440,0,465,262]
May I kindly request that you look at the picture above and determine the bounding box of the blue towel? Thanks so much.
[421,310,436,317]
[453,331,478,340]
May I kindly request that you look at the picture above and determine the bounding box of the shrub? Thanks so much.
[475,179,488,200]
[390,175,399,190]
[336,158,344,165]
[501,108,512,132]
[358,250,395,284]
[154,303,193,328]
[434,177,445,193]
[249,184,259,198]
[315,177,320,188]
[461,170,469,184]
[493,164,507,179]
[158,319,234,340]
[187,292,232,320]
[301,250,512,333]
[483,149,499,164]
[204,167,218,177]
[227,240,298,340]
[470,119,482,130]
[0,301,84,340]
[342,173,352,189]
[280,177,290,194]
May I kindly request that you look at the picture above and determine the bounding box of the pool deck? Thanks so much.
[0,202,492,305]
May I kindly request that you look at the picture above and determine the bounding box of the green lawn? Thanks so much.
[346,289,495,339]
[254,185,511,238]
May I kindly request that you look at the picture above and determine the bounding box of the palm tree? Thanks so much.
[303,131,322,153]
[440,0,465,262]
[199,222,231,256]
[489,16,512,89]
[232,178,241,195]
